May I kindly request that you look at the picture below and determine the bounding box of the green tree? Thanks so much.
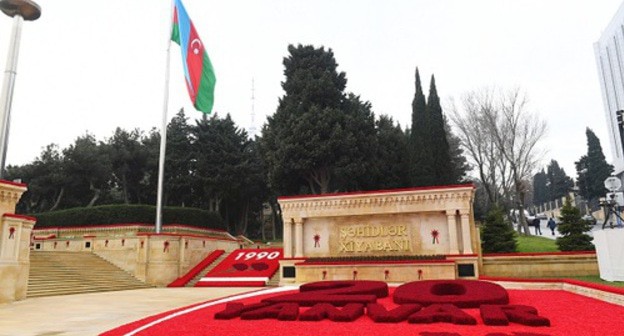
[233,139,270,237]
[410,70,456,186]
[576,128,614,203]
[262,44,374,195]
[332,94,377,191]
[164,109,193,206]
[532,169,549,205]
[444,116,470,184]
[108,128,148,204]
[6,144,66,213]
[62,133,112,207]
[546,159,574,200]
[427,75,454,185]
[410,67,433,186]
[192,114,247,220]
[372,115,411,189]
[481,206,517,253]
[556,198,594,251]
[138,128,161,205]
[191,113,268,236]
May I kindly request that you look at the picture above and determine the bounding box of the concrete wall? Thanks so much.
[295,262,457,283]
[32,233,239,286]
[482,252,599,278]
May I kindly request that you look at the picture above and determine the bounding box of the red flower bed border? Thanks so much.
[480,276,624,296]
[102,283,624,336]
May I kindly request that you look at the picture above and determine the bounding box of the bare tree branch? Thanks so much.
[450,87,547,235]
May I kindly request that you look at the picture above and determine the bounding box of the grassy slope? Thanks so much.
[515,234,559,253]
[511,235,624,287]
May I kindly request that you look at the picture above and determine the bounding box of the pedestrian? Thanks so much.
[547,217,556,236]
[532,217,542,235]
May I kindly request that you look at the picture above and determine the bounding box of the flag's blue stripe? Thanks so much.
[174,0,194,94]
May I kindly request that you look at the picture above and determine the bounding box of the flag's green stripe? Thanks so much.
[171,22,180,44]
[195,52,216,114]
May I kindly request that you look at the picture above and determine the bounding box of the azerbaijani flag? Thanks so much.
[171,0,216,114]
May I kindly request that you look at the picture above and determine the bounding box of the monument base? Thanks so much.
[279,255,479,285]
[593,229,624,281]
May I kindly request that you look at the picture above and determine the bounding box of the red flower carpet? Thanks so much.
[102,284,624,336]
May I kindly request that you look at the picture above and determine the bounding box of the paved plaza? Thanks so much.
[0,287,254,336]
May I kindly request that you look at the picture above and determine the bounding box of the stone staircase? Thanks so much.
[27,251,152,298]
[266,268,281,287]
[187,252,229,287]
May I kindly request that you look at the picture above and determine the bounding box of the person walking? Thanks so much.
[532,217,542,235]
[547,217,556,236]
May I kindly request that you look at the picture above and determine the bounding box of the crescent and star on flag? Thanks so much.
[191,38,202,55]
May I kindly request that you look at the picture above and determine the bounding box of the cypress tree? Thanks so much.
[532,169,549,205]
[556,198,594,251]
[410,68,433,186]
[481,206,517,253]
[546,159,574,200]
[426,75,454,185]
[575,128,614,202]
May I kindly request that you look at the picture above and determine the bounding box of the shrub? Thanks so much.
[32,204,225,230]
[481,206,517,253]
[556,198,595,251]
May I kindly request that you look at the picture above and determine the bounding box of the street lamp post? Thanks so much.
[0,0,40,178]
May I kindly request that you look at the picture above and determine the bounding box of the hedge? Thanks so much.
[32,204,225,230]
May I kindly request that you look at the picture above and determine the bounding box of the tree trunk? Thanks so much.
[240,200,250,236]
[515,181,531,236]
[308,167,331,194]
[122,174,129,204]
[87,182,101,207]
[305,178,317,195]
[224,205,231,233]
[49,187,65,212]
[270,201,281,241]
[261,216,266,241]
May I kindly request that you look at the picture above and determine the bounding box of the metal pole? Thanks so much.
[155,0,175,233]
[0,14,23,178]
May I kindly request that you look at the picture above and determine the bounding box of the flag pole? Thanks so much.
[155,0,175,234]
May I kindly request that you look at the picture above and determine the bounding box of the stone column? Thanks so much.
[0,180,32,303]
[142,234,181,286]
[460,212,473,254]
[294,218,304,258]
[445,211,459,255]
[283,218,293,258]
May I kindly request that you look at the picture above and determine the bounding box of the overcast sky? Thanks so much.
[0,0,622,177]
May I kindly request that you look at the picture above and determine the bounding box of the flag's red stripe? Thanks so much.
[185,22,204,104]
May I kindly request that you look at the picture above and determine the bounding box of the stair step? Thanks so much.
[186,252,229,287]
[27,251,151,298]
[27,286,150,298]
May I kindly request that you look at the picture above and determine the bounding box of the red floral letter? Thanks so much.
[480,304,550,326]
[408,304,477,325]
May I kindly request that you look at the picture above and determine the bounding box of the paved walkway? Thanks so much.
[515,219,606,240]
[0,287,254,336]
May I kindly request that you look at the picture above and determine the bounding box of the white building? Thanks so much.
[595,2,624,177]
